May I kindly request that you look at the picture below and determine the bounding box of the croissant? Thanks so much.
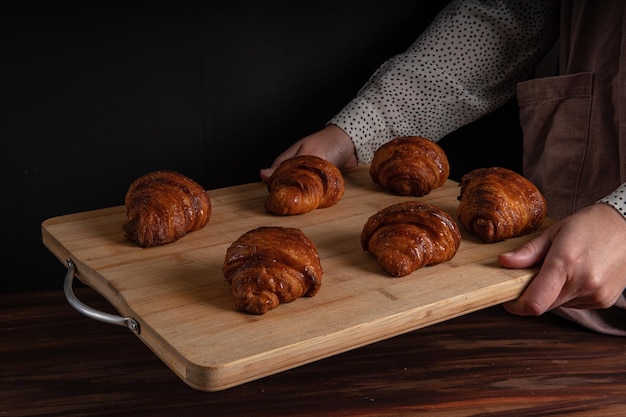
[457,167,547,243]
[122,170,211,247]
[223,226,323,314]
[265,155,345,215]
[361,201,461,277]
[370,136,449,196]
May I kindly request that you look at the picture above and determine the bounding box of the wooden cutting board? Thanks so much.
[41,165,551,391]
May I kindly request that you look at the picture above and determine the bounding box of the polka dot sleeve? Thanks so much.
[328,0,560,164]
[598,183,626,219]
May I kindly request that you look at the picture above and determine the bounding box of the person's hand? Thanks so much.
[498,202,626,315]
[260,124,358,181]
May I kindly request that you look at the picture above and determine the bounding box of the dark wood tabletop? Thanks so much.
[2,287,625,416]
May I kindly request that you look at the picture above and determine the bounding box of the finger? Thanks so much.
[503,254,567,315]
[259,168,274,181]
[498,231,551,269]
[259,144,304,181]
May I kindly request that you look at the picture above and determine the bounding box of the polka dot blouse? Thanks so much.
[599,184,626,219]
[329,0,559,164]
[327,0,626,218]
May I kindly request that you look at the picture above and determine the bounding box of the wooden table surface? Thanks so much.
[2,288,626,416]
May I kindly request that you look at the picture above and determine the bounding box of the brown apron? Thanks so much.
[516,0,626,335]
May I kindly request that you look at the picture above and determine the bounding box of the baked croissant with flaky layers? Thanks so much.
[123,170,211,247]
[457,167,547,243]
[361,201,461,277]
[265,155,345,215]
[223,226,323,314]
[370,136,449,196]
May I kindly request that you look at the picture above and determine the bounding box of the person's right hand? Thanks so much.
[259,124,358,181]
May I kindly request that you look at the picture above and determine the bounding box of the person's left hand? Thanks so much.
[498,202,626,315]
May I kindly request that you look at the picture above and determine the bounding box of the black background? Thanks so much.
[2,2,521,293]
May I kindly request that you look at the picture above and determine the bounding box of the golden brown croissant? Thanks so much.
[223,226,323,314]
[122,170,211,247]
[370,136,449,196]
[361,201,461,277]
[265,155,345,215]
[457,167,547,243]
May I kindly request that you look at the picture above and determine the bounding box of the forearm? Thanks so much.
[330,0,560,164]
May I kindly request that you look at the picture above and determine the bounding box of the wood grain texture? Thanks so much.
[2,288,625,417]
[41,166,553,391]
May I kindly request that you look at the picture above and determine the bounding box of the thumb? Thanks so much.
[498,232,550,269]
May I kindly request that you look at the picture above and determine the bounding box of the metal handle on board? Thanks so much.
[63,258,141,335]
